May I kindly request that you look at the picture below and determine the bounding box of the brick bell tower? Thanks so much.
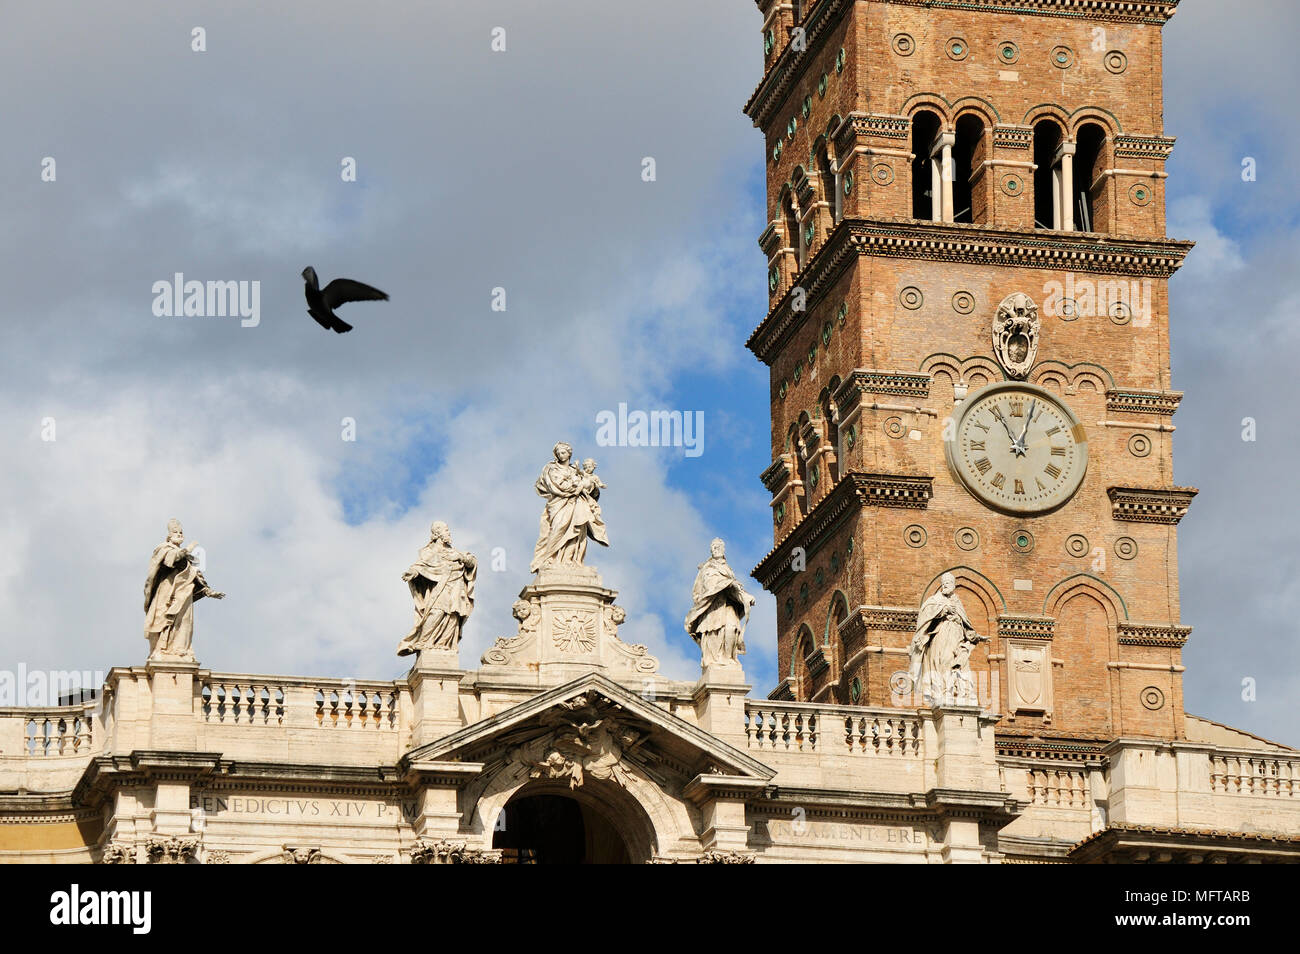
[746,0,1193,748]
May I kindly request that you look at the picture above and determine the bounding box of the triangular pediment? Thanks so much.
[407,672,775,783]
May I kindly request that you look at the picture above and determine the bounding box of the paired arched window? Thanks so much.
[911,110,943,220]
[1034,118,1109,232]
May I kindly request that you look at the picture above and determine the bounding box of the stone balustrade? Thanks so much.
[1209,753,1299,798]
[744,701,922,758]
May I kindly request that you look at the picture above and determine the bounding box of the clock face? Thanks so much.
[946,382,1088,515]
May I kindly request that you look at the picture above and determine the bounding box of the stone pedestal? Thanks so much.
[408,652,464,749]
[145,658,200,751]
[927,705,1007,864]
[479,567,659,688]
[693,665,750,749]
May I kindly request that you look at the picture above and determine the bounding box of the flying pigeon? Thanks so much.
[301,266,389,333]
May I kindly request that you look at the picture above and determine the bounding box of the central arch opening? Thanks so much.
[492,793,632,864]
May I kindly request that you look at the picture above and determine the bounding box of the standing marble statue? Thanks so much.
[907,573,988,703]
[529,442,609,573]
[684,539,755,667]
[143,519,224,662]
[396,521,477,656]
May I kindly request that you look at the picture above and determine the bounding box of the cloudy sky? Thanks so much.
[0,1,1294,746]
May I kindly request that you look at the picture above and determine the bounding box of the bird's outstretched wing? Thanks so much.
[322,278,388,309]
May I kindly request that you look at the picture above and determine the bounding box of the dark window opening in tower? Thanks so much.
[816,146,838,225]
[1074,123,1106,233]
[953,115,983,224]
[782,193,801,270]
[911,111,942,220]
[1033,120,1064,229]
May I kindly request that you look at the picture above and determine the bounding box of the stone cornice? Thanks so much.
[1113,134,1178,161]
[745,1,1180,128]
[841,606,918,646]
[835,369,932,405]
[1108,486,1198,524]
[1105,388,1183,416]
[748,218,1194,364]
[1117,622,1192,647]
[760,456,791,493]
[753,473,932,588]
[834,113,910,160]
[998,616,1056,641]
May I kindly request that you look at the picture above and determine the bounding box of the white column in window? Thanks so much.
[934,131,957,223]
[1055,140,1077,231]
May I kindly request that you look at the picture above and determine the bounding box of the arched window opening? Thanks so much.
[826,592,849,646]
[820,382,840,483]
[816,144,839,225]
[952,115,983,224]
[1073,123,1106,232]
[911,111,943,221]
[1033,120,1064,229]
[783,193,803,269]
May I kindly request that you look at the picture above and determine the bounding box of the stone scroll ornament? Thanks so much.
[530,442,610,573]
[396,521,477,656]
[143,519,224,662]
[991,292,1040,380]
[684,539,756,668]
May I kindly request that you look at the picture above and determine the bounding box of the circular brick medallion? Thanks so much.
[1141,686,1166,711]
[946,37,970,61]
[904,525,927,548]
[884,416,906,439]
[1066,533,1090,558]
[1000,173,1025,197]
[1130,182,1153,206]
[1012,530,1035,553]
[1057,297,1080,321]
[892,34,915,56]
[998,41,1020,64]
[1128,433,1152,458]
[1115,537,1139,560]
[1051,45,1075,69]
[952,290,976,315]
[899,286,924,310]
[1105,50,1129,74]
[956,527,980,551]
[872,161,895,186]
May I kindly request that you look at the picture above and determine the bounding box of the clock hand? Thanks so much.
[990,405,1017,445]
[1016,399,1037,450]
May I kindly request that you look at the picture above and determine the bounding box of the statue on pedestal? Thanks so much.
[685,539,755,668]
[396,521,477,657]
[907,573,988,704]
[143,519,224,662]
[529,442,609,573]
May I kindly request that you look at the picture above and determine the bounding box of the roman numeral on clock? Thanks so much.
[1045,425,1061,437]
[974,457,992,475]
[1045,463,1062,479]
[1014,479,1025,495]
[991,473,1006,489]
[969,440,985,451]
[1008,398,1025,417]
[1051,446,1066,457]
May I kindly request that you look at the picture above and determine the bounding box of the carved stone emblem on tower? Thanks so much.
[992,293,1040,380]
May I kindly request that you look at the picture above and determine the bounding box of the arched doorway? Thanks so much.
[490,779,659,864]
